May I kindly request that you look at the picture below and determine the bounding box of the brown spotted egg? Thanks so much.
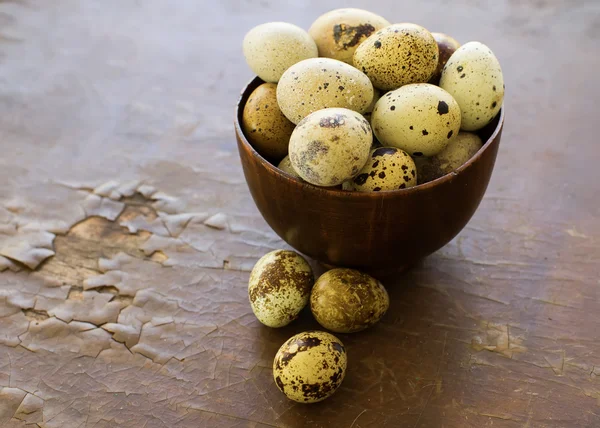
[276,58,374,124]
[415,131,483,183]
[273,331,347,403]
[429,32,461,84]
[242,83,295,161]
[308,8,390,64]
[440,41,504,131]
[310,268,389,333]
[353,23,439,90]
[289,108,372,187]
[248,250,314,328]
[371,83,461,157]
[343,147,417,192]
[243,22,318,83]
[277,155,303,180]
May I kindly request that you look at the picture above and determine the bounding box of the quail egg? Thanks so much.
[248,250,314,328]
[310,268,389,333]
[289,108,372,186]
[277,57,374,124]
[278,155,303,180]
[371,83,461,157]
[429,32,461,84]
[243,22,318,83]
[440,41,504,131]
[353,23,439,90]
[273,331,347,403]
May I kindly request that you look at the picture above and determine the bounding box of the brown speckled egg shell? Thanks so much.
[371,83,461,157]
[276,57,374,124]
[273,331,347,403]
[429,32,461,85]
[310,268,389,333]
[414,131,483,183]
[309,8,390,64]
[289,108,372,187]
[277,155,303,180]
[353,23,439,91]
[344,147,417,192]
[242,83,295,161]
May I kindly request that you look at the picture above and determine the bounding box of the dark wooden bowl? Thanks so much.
[235,77,504,272]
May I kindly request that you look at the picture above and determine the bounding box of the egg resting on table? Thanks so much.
[273,331,347,403]
[309,8,390,64]
[353,23,439,91]
[310,268,389,333]
[343,147,417,192]
[289,108,372,187]
[248,250,314,328]
[242,83,295,161]
[414,131,483,183]
[440,41,504,131]
[243,22,318,83]
[371,83,461,157]
[277,57,374,124]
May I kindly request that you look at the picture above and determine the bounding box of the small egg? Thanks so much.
[371,83,461,157]
[310,268,389,333]
[429,33,461,84]
[344,147,417,192]
[243,22,318,83]
[242,83,296,161]
[277,58,374,124]
[309,8,390,64]
[440,41,504,131]
[414,132,483,183]
[248,250,314,328]
[273,331,347,403]
[353,23,439,90]
[277,155,303,180]
[289,108,372,187]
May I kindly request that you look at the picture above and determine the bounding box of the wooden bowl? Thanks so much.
[235,77,504,272]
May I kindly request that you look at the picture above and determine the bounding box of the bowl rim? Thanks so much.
[235,76,504,198]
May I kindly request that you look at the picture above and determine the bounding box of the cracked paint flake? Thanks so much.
[0,230,55,269]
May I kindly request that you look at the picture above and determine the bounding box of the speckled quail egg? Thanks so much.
[414,131,483,183]
[273,331,347,403]
[308,8,390,64]
[343,147,417,192]
[277,58,374,124]
[278,155,303,180]
[371,83,461,157]
[242,83,296,161]
[289,108,372,186]
[353,23,439,90]
[243,22,318,83]
[248,250,314,328]
[440,41,504,131]
[429,33,461,84]
[310,268,389,333]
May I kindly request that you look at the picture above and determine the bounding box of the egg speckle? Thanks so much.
[242,83,295,161]
[371,83,461,157]
[415,131,483,183]
[243,22,318,83]
[273,331,347,403]
[344,147,417,191]
[310,268,389,333]
[248,250,314,328]
[289,108,372,186]
[353,23,439,90]
[309,8,390,64]
[277,57,374,124]
[440,41,504,131]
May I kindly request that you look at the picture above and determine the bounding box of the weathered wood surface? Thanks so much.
[0,1,599,427]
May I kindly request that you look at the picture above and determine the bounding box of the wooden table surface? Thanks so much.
[0,1,598,427]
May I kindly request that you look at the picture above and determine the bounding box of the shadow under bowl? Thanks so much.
[235,77,504,273]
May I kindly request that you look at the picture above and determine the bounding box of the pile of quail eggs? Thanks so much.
[242,8,504,190]
[242,8,505,403]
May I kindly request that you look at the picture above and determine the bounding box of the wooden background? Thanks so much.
[0,0,598,427]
